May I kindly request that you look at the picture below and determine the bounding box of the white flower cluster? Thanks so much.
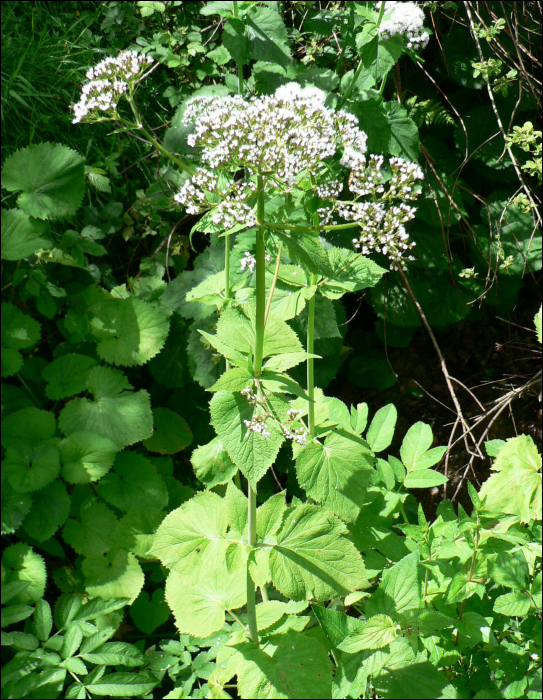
[349,201,418,269]
[282,408,308,446]
[244,412,271,439]
[240,251,271,274]
[241,386,258,405]
[180,82,368,189]
[72,51,153,124]
[378,1,430,51]
[316,180,344,200]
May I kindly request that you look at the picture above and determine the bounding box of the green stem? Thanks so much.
[17,373,42,408]
[263,219,358,233]
[225,234,231,372]
[260,585,269,603]
[247,484,259,644]
[398,500,409,524]
[264,243,282,325]
[254,173,266,377]
[337,0,387,109]
[307,274,318,437]
[119,118,195,175]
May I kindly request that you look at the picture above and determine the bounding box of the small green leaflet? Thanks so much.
[399,422,448,488]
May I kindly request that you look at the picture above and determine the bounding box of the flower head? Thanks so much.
[378,1,430,51]
[72,51,153,124]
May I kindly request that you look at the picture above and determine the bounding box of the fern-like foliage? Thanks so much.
[405,96,456,127]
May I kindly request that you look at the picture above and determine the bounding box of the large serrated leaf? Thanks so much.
[1,143,85,220]
[295,432,374,522]
[269,505,368,601]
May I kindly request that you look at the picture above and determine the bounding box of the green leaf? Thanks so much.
[372,640,453,699]
[200,1,235,17]
[535,305,542,344]
[59,365,153,449]
[2,543,46,604]
[34,599,53,641]
[114,509,165,558]
[1,603,34,628]
[456,612,496,645]
[1,209,52,260]
[400,422,433,471]
[312,605,365,650]
[1,406,55,449]
[191,436,238,488]
[84,672,158,697]
[245,5,291,67]
[338,614,398,653]
[321,248,387,300]
[222,18,251,65]
[269,505,367,600]
[366,404,397,452]
[42,353,98,399]
[3,442,60,492]
[59,431,118,484]
[149,491,228,575]
[22,480,70,542]
[63,498,118,556]
[404,470,448,488]
[490,550,529,590]
[74,597,130,622]
[478,435,541,523]
[148,314,187,389]
[493,591,533,617]
[80,641,145,667]
[165,566,245,637]
[61,625,83,659]
[210,367,253,393]
[236,632,332,699]
[210,391,285,487]
[1,302,41,377]
[257,491,286,540]
[82,546,144,604]
[98,451,168,513]
[295,432,374,522]
[130,589,170,634]
[137,0,166,16]
[261,370,310,400]
[1,142,85,220]
[272,230,334,277]
[446,573,478,604]
[226,481,248,534]
[143,407,192,454]
[380,552,422,614]
[1,473,32,535]
[90,296,170,367]
[385,102,420,161]
[263,351,319,373]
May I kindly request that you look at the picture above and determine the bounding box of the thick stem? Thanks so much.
[307,275,318,436]
[224,234,231,372]
[254,173,266,377]
[264,243,283,325]
[247,484,258,644]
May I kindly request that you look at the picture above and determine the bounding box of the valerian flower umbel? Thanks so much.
[71,51,154,124]
[174,82,424,270]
